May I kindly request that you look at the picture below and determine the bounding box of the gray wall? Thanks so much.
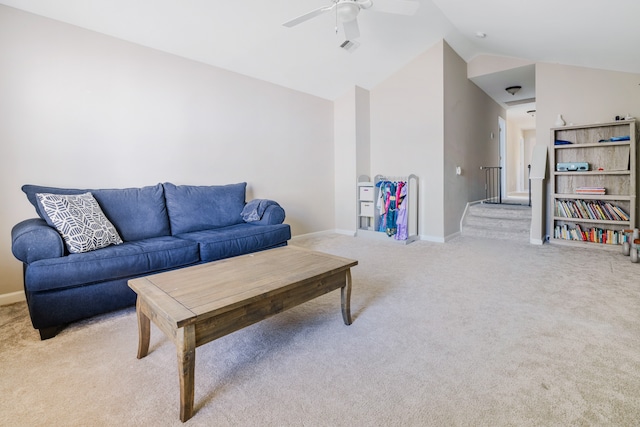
[443,42,505,239]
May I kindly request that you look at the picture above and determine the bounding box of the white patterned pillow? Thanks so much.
[36,192,123,254]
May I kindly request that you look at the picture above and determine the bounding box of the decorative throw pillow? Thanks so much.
[36,192,123,254]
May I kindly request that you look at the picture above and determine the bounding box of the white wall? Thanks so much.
[355,87,371,181]
[334,88,357,234]
[334,86,370,235]
[467,55,535,79]
[0,6,335,299]
[536,62,640,237]
[370,41,445,241]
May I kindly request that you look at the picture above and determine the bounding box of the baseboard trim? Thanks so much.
[291,229,347,240]
[334,229,356,237]
[420,234,445,243]
[0,291,26,306]
[444,231,461,242]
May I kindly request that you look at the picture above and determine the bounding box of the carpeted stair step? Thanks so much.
[462,203,531,241]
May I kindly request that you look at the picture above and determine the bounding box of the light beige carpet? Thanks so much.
[1,234,640,426]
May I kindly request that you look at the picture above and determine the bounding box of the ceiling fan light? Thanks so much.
[338,3,360,21]
[359,0,373,9]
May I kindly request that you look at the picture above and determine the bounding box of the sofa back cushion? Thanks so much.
[163,182,246,235]
[22,184,171,241]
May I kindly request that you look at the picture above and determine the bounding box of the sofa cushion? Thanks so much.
[25,236,199,292]
[163,182,246,235]
[37,192,123,254]
[91,185,171,241]
[22,184,171,241]
[176,222,291,263]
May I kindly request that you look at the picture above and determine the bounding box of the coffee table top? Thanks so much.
[128,246,357,328]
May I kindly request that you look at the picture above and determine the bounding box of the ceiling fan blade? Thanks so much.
[343,18,361,40]
[366,0,419,15]
[282,6,333,27]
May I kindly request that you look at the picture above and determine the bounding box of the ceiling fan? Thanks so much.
[282,0,420,41]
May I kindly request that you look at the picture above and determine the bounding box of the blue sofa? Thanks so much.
[11,182,291,339]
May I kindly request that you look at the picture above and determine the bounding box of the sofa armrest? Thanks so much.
[247,204,286,225]
[11,218,65,264]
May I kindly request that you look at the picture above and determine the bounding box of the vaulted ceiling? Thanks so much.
[2,0,639,105]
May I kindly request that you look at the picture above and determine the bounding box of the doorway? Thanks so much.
[504,106,536,202]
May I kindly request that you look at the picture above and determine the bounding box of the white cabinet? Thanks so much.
[357,179,375,231]
[360,201,375,217]
[359,186,374,202]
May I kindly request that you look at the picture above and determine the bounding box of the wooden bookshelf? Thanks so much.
[550,120,637,248]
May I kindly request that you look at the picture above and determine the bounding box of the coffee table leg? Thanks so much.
[177,324,196,422]
[341,269,353,325]
[136,298,150,359]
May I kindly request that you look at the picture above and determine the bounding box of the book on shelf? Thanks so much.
[594,203,608,220]
[611,204,629,221]
[575,186,606,195]
[554,224,624,245]
[555,199,630,222]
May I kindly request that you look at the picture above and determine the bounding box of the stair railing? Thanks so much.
[479,166,502,204]
[528,164,531,207]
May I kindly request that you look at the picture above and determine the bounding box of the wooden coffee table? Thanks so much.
[128,245,357,422]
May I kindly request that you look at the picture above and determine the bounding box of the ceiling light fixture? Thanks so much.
[337,2,360,22]
[475,31,486,39]
[505,85,522,96]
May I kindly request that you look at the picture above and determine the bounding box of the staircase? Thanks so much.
[462,202,532,241]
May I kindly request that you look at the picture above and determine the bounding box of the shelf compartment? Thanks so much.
[554,198,631,222]
[555,144,630,172]
[554,121,633,145]
[554,174,630,195]
[553,220,628,246]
